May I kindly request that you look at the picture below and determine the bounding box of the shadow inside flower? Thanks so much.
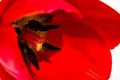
[37,9,105,63]
[36,10,111,80]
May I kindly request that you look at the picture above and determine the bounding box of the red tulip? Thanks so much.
[0,0,119,80]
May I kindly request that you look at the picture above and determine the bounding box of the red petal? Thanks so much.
[0,0,82,23]
[0,24,33,80]
[45,11,112,79]
[0,63,15,80]
[66,0,120,48]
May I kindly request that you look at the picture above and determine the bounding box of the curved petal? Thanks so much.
[0,63,15,80]
[0,23,33,80]
[0,0,82,23]
[66,0,120,49]
[53,11,112,79]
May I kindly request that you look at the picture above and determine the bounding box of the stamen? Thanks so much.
[36,43,43,51]
[12,13,61,70]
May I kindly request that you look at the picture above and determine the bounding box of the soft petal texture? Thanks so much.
[0,0,82,23]
[31,11,111,80]
[0,63,15,80]
[1,0,119,80]
[0,23,33,80]
[66,0,120,49]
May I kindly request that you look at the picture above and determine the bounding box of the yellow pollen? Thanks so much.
[36,43,43,51]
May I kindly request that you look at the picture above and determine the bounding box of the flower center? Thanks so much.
[12,13,61,70]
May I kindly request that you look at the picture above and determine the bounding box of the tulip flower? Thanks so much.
[0,0,120,80]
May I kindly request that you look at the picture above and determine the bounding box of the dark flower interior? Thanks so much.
[12,13,62,70]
